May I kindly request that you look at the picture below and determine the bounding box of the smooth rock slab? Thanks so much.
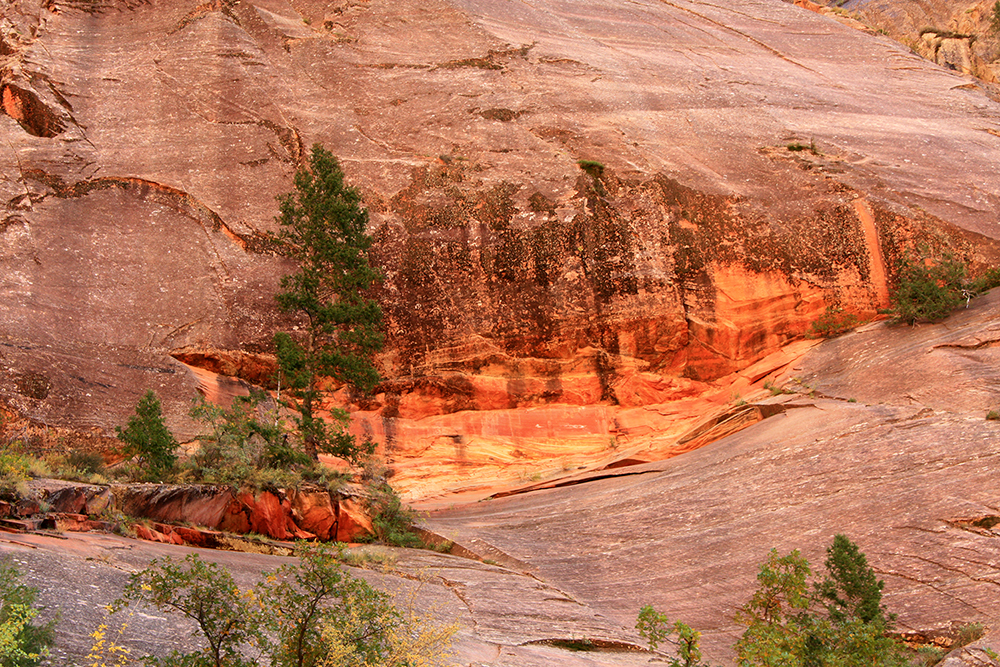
[426,293,1000,662]
[0,531,652,667]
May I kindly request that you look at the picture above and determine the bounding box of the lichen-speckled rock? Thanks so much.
[3,0,1000,495]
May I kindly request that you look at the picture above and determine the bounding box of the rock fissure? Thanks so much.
[657,0,819,73]
[22,171,270,252]
[523,637,645,651]
[872,564,994,617]
[933,338,1000,350]
[0,83,67,137]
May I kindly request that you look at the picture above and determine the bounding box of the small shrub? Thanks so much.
[987,410,1000,421]
[365,483,422,548]
[953,621,985,648]
[40,451,106,483]
[809,306,860,338]
[116,390,178,481]
[112,544,455,667]
[0,558,55,667]
[635,606,708,666]
[576,159,605,175]
[969,266,1000,294]
[786,139,818,154]
[184,392,303,489]
[0,453,30,498]
[912,644,946,667]
[86,610,133,667]
[337,548,398,571]
[887,254,998,324]
[763,380,792,396]
[66,450,104,475]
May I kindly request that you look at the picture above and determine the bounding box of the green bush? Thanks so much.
[364,482,422,548]
[888,254,1000,324]
[636,606,708,666]
[181,392,360,491]
[65,450,105,475]
[889,255,966,324]
[0,559,55,667]
[0,453,30,498]
[116,390,178,481]
[786,139,817,154]
[734,535,908,667]
[185,392,306,488]
[114,544,455,667]
[809,306,860,338]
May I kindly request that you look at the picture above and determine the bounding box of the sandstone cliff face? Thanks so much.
[848,0,1000,81]
[3,0,1000,496]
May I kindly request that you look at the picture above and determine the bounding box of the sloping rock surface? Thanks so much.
[3,0,1000,493]
[425,289,1000,663]
[0,531,652,667]
[5,292,1000,667]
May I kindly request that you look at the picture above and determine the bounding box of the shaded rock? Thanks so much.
[169,524,223,549]
[221,489,314,541]
[288,488,338,540]
[21,479,370,545]
[40,483,112,516]
[336,495,373,543]
[48,513,91,532]
[114,484,235,528]
[133,523,184,545]
[14,497,39,517]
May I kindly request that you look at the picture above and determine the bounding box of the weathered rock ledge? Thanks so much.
[1,479,373,545]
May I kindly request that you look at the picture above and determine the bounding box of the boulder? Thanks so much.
[288,488,338,541]
[114,484,235,528]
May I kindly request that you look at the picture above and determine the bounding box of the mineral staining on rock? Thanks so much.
[2,0,1000,497]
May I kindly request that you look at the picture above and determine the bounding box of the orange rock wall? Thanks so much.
[5,0,1000,504]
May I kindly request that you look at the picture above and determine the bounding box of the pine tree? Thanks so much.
[815,534,887,626]
[735,537,907,667]
[273,144,384,462]
[116,390,177,481]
